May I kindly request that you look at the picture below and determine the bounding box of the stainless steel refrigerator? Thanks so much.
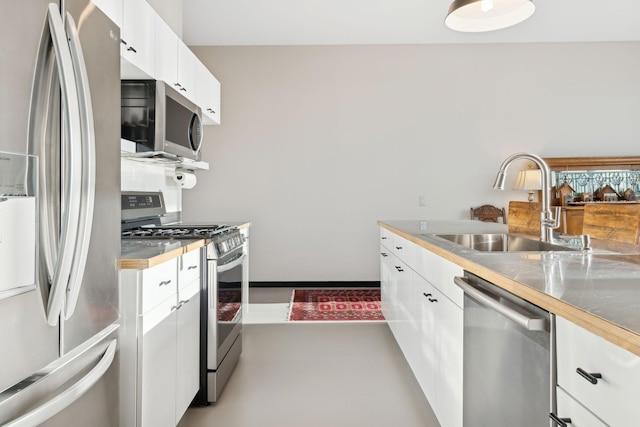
[0,1,121,425]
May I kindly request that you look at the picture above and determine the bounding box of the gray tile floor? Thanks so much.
[177,288,440,427]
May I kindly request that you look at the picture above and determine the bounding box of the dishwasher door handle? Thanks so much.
[454,276,548,331]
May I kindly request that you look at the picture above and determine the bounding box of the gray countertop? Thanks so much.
[119,221,251,268]
[379,220,640,356]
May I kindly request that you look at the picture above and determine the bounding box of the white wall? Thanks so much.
[183,42,640,282]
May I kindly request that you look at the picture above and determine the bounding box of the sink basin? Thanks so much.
[433,233,577,253]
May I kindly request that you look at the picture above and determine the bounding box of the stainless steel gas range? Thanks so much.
[121,191,246,405]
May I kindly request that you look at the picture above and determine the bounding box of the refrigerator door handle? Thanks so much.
[63,12,96,320]
[2,339,117,427]
[32,4,83,326]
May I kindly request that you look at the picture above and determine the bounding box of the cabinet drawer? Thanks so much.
[380,227,395,251]
[179,249,201,290]
[556,316,640,426]
[140,259,177,315]
[393,235,414,266]
[555,387,607,427]
[414,249,463,308]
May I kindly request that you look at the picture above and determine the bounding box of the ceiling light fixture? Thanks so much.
[445,0,535,33]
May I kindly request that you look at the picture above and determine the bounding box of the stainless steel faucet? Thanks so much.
[493,152,560,242]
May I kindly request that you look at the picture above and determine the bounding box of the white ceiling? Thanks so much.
[182,0,640,46]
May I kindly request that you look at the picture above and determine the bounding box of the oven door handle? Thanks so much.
[217,254,246,273]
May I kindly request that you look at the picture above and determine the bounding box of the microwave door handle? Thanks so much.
[62,12,96,319]
[2,339,117,427]
[34,4,83,326]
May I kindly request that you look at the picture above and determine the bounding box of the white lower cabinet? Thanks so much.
[141,305,177,426]
[433,286,463,427]
[120,248,201,427]
[174,280,201,423]
[555,388,607,427]
[415,276,437,406]
[379,228,463,427]
[555,316,640,426]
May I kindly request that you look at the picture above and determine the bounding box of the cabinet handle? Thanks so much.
[120,39,127,45]
[171,301,184,311]
[180,87,187,92]
[126,46,137,53]
[208,108,216,114]
[549,413,572,426]
[395,246,403,250]
[158,280,172,287]
[428,297,438,303]
[395,266,404,272]
[576,368,602,384]
[187,265,198,270]
[174,82,182,88]
[380,252,388,257]
[381,236,387,240]
[423,293,432,298]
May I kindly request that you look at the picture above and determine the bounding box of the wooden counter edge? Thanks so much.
[379,222,640,358]
[119,239,207,270]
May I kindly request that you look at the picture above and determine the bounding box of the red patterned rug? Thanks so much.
[288,289,385,321]
[219,289,241,322]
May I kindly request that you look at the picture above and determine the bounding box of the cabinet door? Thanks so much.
[177,41,197,102]
[121,0,155,78]
[434,288,463,427]
[154,14,178,88]
[140,308,177,427]
[175,281,201,423]
[394,259,415,363]
[197,62,221,125]
[416,276,437,407]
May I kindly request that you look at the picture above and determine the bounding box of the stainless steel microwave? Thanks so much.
[121,80,203,161]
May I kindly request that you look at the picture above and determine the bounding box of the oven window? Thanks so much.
[217,258,242,347]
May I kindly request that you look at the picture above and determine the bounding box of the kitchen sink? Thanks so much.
[433,233,577,253]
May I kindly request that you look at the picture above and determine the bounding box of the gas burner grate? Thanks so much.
[121,224,235,240]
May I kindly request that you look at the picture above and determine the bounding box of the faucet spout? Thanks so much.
[493,152,559,242]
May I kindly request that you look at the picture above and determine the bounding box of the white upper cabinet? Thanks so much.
[196,61,221,125]
[176,41,198,103]
[119,0,221,124]
[121,0,155,78]
[154,15,179,88]
[92,0,122,27]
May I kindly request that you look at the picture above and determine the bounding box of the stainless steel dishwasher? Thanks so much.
[454,272,552,427]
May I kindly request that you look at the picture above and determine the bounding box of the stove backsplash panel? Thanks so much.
[121,157,182,215]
